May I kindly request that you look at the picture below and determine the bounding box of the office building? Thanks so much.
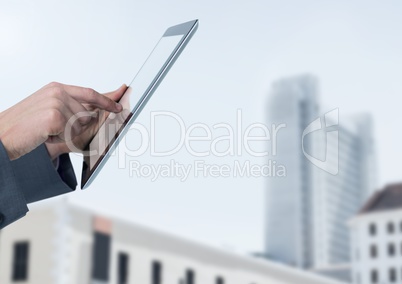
[0,200,346,284]
[265,74,376,272]
[349,183,402,284]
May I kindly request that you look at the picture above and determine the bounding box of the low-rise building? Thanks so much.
[349,183,402,284]
[0,200,345,284]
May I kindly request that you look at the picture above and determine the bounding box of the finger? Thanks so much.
[104,84,128,102]
[63,84,123,113]
[60,109,83,141]
[49,101,84,140]
[45,105,82,141]
[91,85,128,125]
[65,96,96,125]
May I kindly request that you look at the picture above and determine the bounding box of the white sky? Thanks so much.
[1,0,402,253]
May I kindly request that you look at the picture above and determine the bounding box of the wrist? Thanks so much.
[0,131,18,160]
[0,112,12,159]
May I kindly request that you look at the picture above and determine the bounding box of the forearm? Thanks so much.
[0,108,19,160]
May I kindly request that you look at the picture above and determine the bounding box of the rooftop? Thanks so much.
[359,183,402,214]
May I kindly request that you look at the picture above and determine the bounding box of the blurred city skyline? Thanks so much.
[0,0,401,254]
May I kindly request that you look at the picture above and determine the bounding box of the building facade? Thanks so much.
[349,183,402,284]
[0,200,346,284]
[265,74,376,271]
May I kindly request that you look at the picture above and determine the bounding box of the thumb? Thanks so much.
[104,84,127,102]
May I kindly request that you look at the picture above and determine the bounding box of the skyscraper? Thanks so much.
[265,74,376,271]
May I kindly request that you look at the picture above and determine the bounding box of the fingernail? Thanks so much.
[116,103,123,111]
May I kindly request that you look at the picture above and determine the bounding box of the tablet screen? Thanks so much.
[81,20,198,189]
[88,35,183,170]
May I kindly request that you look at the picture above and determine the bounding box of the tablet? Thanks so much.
[81,20,199,189]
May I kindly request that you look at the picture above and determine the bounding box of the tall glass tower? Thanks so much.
[265,74,376,270]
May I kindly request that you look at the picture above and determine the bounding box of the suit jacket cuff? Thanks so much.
[0,141,28,229]
[11,144,78,204]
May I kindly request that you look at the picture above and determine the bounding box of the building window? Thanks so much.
[152,261,162,284]
[371,270,378,283]
[389,268,396,282]
[12,241,29,281]
[388,222,395,234]
[118,252,129,284]
[388,243,396,257]
[186,269,195,284]
[369,223,376,236]
[216,276,225,284]
[92,232,111,281]
[370,245,377,258]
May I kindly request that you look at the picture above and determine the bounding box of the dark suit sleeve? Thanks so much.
[0,142,77,229]
[0,142,29,229]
